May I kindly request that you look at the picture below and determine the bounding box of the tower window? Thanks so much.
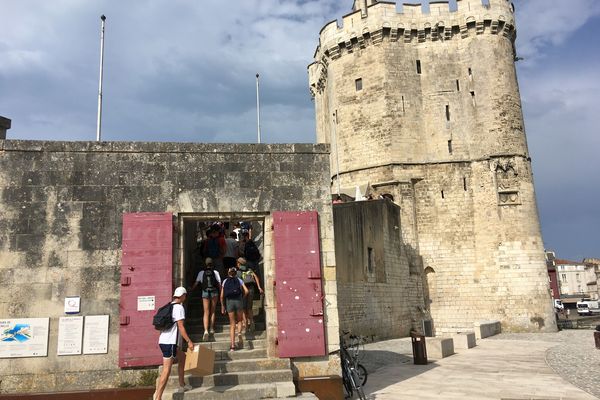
[441,190,445,199]
[456,79,460,91]
[416,60,422,74]
[445,105,450,121]
[448,140,453,154]
[463,177,467,191]
[367,247,374,273]
[355,78,363,91]
[468,67,472,76]
[402,95,405,113]
[470,91,476,106]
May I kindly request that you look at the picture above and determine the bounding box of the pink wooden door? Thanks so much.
[119,212,173,368]
[273,211,326,358]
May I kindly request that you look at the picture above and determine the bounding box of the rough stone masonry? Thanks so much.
[309,0,556,334]
[0,140,340,393]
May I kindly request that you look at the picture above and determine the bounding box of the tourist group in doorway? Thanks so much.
[154,223,264,399]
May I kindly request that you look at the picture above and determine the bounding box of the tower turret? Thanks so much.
[309,0,555,334]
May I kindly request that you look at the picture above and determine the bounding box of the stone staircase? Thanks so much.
[160,290,298,400]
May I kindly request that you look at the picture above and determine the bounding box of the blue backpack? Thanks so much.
[223,278,242,299]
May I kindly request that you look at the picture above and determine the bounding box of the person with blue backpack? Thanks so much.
[220,267,249,351]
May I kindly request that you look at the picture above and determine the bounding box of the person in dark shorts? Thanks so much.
[238,257,263,333]
[154,287,194,400]
[220,267,248,351]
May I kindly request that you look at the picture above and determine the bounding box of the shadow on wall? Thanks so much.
[332,199,432,340]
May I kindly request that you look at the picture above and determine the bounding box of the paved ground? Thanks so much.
[357,330,599,400]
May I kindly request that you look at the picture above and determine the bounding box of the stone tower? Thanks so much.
[309,0,556,333]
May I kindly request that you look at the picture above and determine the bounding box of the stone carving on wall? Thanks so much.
[494,159,520,206]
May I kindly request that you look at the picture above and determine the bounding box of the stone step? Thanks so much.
[198,338,266,352]
[166,357,290,374]
[186,320,265,333]
[171,382,296,400]
[169,369,293,388]
[190,330,266,343]
[216,347,267,361]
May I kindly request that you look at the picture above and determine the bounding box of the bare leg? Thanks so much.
[209,296,218,331]
[177,347,187,387]
[155,357,174,400]
[236,310,244,347]
[202,297,210,333]
[228,311,236,347]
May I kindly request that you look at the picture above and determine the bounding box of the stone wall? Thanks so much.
[0,140,339,393]
[309,0,556,333]
[333,200,426,339]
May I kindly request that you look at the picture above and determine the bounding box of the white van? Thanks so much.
[553,299,564,310]
[577,300,600,315]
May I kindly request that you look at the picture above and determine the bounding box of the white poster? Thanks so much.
[83,315,109,354]
[57,316,83,355]
[137,296,155,311]
[64,296,81,314]
[0,318,49,358]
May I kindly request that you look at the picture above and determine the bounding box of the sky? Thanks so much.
[0,0,598,260]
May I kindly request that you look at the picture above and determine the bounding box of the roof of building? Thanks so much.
[554,259,585,266]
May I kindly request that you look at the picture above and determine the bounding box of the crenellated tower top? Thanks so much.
[310,0,516,96]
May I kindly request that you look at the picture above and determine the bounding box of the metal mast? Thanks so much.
[256,73,262,144]
[96,15,106,142]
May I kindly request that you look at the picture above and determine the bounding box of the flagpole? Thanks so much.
[256,73,261,144]
[96,15,106,142]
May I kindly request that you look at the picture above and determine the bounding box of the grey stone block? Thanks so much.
[452,332,476,349]
[474,320,502,339]
[428,337,454,359]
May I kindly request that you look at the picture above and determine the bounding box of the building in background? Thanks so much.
[546,251,560,300]
[555,259,599,300]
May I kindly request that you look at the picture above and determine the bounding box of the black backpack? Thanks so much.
[152,302,174,331]
[244,240,261,262]
[202,269,217,291]
[223,278,242,299]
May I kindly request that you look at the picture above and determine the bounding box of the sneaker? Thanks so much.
[176,384,193,393]
[229,345,236,352]
[238,332,244,348]
[202,331,209,342]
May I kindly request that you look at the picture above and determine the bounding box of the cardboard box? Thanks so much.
[184,345,215,376]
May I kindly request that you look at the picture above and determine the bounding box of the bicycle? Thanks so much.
[336,332,367,400]
[345,333,368,387]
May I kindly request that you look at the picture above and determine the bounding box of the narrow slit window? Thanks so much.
[445,105,450,121]
[441,190,445,199]
[448,140,453,154]
[416,60,422,74]
[456,79,460,91]
[468,67,472,76]
[355,78,363,91]
[367,247,374,273]
[402,96,405,113]
[463,177,467,191]
[470,91,476,106]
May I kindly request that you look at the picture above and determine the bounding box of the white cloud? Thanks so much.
[513,0,600,62]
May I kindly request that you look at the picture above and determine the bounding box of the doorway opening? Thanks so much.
[178,212,268,348]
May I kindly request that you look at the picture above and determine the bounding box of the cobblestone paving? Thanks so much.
[489,330,600,399]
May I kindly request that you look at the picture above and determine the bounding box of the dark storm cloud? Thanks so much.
[0,0,598,258]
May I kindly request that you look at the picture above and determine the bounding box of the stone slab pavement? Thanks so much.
[357,330,599,400]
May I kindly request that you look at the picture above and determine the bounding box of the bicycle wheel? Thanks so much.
[349,367,367,400]
[342,363,353,398]
[355,363,368,387]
